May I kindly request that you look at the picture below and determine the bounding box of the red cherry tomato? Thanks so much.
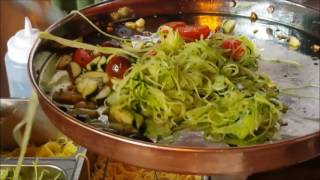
[176,25,210,42]
[73,49,93,68]
[222,39,245,60]
[164,21,186,30]
[106,56,131,79]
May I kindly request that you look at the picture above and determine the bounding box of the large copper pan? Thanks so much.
[29,0,320,176]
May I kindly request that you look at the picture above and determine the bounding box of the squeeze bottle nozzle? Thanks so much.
[7,17,39,64]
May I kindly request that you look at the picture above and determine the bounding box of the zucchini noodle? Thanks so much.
[39,32,139,59]
[71,10,130,42]
[260,58,303,67]
[53,173,62,180]
[280,84,320,91]
[33,161,38,180]
[280,91,320,99]
[13,92,39,180]
[280,85,320,99]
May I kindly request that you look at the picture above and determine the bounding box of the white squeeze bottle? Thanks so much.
[5,17,39,98]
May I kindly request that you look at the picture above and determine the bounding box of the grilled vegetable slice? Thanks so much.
[95,86,111,105]
[110,107,134,125]
[76,78,99,98]
[74,108,99,118]
[68,61,82,79]
[134,113,144,129]
[222,19,236,34]
[56,54,72,70]
[86,56,100,71]
[86,56,108,71]
[109,123,137,134]
[53,90,83,104]
[74,101,97,109]
[97,56,107,70]
[81,71,109,83]
[47,71,71,88]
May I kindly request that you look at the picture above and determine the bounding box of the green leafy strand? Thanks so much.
[106,28,284,146]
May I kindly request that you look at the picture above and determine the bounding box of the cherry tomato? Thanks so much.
[73,48,93,68]
[177,25,210,42]
[106,56,131,78]
[164,21,186,30]
[222,39,245,60]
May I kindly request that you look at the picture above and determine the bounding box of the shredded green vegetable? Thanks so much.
[13,92,39,180]
[106,27,285,146]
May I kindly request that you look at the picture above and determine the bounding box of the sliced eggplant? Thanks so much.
[74,108,99,118]
[95,86,111,105]
[74,101,97,109]
[68,61,82,79]
[56,54,72,70]
[109,122,137,134]
[52,91,83,104]
[76,78,99,99]
[110,107,134,125]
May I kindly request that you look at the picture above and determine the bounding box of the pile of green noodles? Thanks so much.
[106,27,285,146]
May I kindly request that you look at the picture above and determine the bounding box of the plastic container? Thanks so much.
[5,17,39,98]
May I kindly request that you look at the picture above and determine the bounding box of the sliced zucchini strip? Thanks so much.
[69,61,82,79]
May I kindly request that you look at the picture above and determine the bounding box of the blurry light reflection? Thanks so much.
[196,15,221,31]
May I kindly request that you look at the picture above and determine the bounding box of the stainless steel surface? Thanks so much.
[29,0,320,175]
[1,154,87,180]
[0,164,67,180]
